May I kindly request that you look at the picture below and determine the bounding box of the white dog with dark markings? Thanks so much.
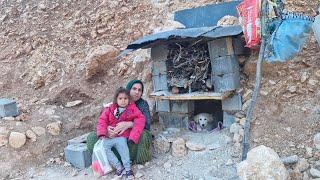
[193,113,215,131]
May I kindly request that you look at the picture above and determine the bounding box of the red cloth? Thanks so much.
[96,102,145,144]
[237,0,261,49]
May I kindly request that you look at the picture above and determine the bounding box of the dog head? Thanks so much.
[194,113,213,129]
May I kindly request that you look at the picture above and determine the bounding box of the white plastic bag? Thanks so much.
[91,139,113,176]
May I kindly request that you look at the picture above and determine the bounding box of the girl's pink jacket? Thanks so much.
[96,102,145,144]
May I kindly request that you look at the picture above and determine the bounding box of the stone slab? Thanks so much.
[222,94,242,111]
[64,143,92,169]
[67,133,91,145]
[223,111,235,128]
[0,98,19,118]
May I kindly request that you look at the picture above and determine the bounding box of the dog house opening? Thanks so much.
[193,99,223,130]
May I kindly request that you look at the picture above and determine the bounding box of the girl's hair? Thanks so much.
[113,87,131,104]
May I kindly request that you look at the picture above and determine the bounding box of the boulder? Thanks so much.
[9,132,26,149]
[217,15,239,26]
[237,145,288,179]
[186,140,206,151]
[171,138,187,157]
[281,155,299,165]
[85,45,119,79]
[46,121,62,136]
[26,130,37,142]
[154,136,171,154]
[310,168,320,178]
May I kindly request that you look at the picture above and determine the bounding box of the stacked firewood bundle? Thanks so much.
[167,41,212,93]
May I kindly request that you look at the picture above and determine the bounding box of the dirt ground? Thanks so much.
[20,129,239,180]
[247,32,320,157]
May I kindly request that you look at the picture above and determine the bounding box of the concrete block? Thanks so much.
[158,112,190,129]
[151,45,168,61]
[212,72,240,93]
[67,133,91,145]
[0,99,19,118]
[171,101,194,114]
[223,111,235,128]
[152,60,167,76]
[211,55,239,76]
[152,55,168,92]
[64,143,92,169]
[208,37,235,58]
[153,74,168,92]
[156,99,170,112]
[232,36,250,56]
[222,94,242,111]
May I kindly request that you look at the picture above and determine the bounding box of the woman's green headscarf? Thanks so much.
[126,79,144,94]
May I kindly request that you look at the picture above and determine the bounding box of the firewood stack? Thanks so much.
[166,41,212,93]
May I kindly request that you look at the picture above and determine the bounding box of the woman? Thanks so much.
[87,80,152,164]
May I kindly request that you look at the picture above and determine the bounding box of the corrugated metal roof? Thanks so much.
[119,25,243,57]
[119,1,244,57]
[174,1,241,28]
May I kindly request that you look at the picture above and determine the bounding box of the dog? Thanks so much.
[193,113,215,131]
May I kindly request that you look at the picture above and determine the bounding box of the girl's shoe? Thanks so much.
[114,166,124,177]
[124,170,134,179]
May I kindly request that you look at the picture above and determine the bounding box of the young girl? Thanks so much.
[97,87,145,178]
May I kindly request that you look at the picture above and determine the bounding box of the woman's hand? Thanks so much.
[114,121,134,135]
[107,126,117,138]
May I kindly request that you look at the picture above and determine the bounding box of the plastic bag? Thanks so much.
[91,139,113,176]
[264,12,314,62]
[237,0,261,49]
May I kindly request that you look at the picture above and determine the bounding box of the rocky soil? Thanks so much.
[21,128,239,180]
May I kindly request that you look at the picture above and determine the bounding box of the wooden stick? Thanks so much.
[242,0,268,161]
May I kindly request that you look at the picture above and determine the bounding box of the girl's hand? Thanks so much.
[114,121,134,135]
[107,126,117,138]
